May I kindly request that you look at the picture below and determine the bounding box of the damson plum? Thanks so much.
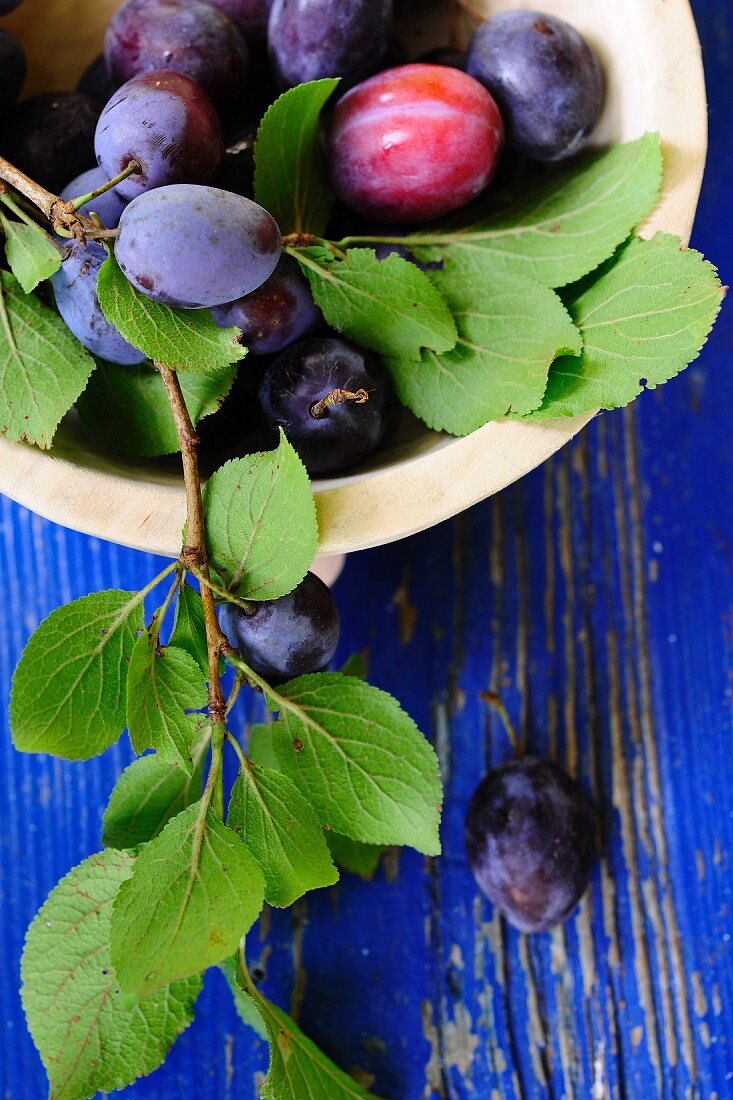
[220,571,340,682]
[95,71,223,199]
[52,241,146,365]
[465,756,597,933]
[268,0,393,89]
[0,30,25,115]
[0,93,99,194]
[206,0,273,38]
[467,11,604,161]
[59,167,129,229]
[115,184,281,308]
[105,0,248,114]
[258,337,394,475]
[212,254,320,354]
[327,64,503,224]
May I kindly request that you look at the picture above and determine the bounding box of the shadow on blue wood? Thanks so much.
[1,1,732,1096]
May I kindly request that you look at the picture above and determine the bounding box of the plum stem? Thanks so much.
[67,160,141,211]
[156,362,229,735]
[310,388,369,419]
[281,231,317,248]
[225,729,249,772]
[187,564,255,615]
[480,691,525,757]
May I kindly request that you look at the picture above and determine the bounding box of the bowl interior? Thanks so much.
[0,0,707,556]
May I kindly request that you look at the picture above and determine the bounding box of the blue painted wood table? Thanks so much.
[1,2,731,1096]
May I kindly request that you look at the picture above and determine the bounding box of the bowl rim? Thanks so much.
[0,0,708,558]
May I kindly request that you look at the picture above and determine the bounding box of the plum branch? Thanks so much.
[0,154,120,239]
[155,363,229,735]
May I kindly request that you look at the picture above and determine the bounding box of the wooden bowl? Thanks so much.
[0,0,707,557]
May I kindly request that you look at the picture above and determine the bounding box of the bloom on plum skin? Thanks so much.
[466,10,604,161]
[465,756,597,934]
[94,71,224,200]
[327,63,504,225]
[258,337,395,476]
[212,254,320,355]
[219,571,340,683]
[115,184,282,309]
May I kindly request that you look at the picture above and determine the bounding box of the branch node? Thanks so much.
[179,544,203,570]
[209,701,227,724]
[281,231,317,248]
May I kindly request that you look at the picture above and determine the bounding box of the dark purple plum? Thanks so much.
[268,0,393,89]
[465,756,597,933]
[467,10,604,161]
[212,255,320,354]
[59,167,129,229]
[0,93,99,194]
[206,0,273,38]
[105,0,249,114]
[52,241,146,364]
[0,29,25,114]
[0,0,22,12]
[115,184,281,308]
[258,337,394,476]
[417,46,465,70]
[95,70,223,199]
[220,571,340,682]
[76,54,117,107]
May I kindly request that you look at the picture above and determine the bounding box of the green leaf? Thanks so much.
[228,764,338,907]
[326,832,385,879]
[76,358,237,457]
[386,268,582,434]
[97,250,247,373]
[0,270,95,447]
[270,673,442,854]
[10,589,143,759]
[203,430,318,600]
[532,233,725,419]
[111,801,266,997]
[254,79,340,236]
[340,652,368,680]
[1,213,61,292]
[102,726,209,848]
[248,723,279,769]
[21,849,201,1100]
[219,956,267,1039]
[297,247,458,359]
[170,582,210,676]
[126,634,207,775]
[409,133,664,287]
[257,994,381,1099]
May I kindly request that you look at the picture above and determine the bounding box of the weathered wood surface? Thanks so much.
[1,3,731,1097]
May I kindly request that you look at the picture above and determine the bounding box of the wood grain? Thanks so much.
[0,1,730,1098]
